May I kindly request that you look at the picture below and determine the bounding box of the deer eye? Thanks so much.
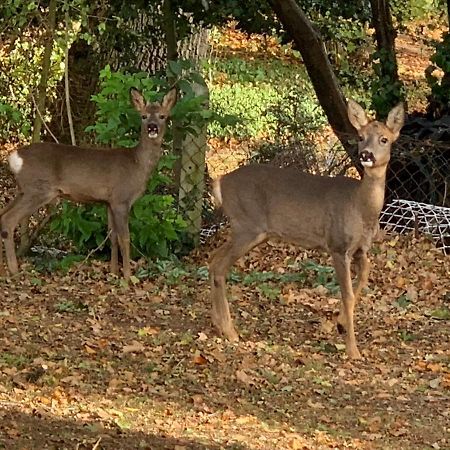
[141,114,147,120]
[159,114,166,120]
[380,136,388,144]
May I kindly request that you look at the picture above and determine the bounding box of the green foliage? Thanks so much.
[0,35,66,142]
[390,0,446,22]
[207,58,326,140]
[371,49,406,118]
[55,299,88,314]
[0,0,95,143]
[426,32,450,117]
[228,260,339,294]
[0,102,29,142]
[209,83,280,139]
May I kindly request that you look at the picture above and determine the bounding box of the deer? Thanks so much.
[0,88,177,279]
[209,100,405,359]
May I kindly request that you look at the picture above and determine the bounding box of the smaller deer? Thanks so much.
[209,100,405,359]
[0,88,177,278]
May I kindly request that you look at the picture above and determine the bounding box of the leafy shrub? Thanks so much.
[426,32,450,118]
[371,49,405,119]
[207,58,327,140]
[209,83,281,139]
[0,102,29,142]
[0,31,66,143]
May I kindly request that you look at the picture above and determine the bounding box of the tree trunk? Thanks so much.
[447,0,450,25]
[370,0,397,54]
[19,0,57,257]
[162,0,184,188]
[31,0,57,143]
[268,0,360,170]
[369,0,403,117]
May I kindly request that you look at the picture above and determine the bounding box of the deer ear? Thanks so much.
[347,99,369,131]
[161,88,177,113]
[130,89,146,112]
[386,103,405,140]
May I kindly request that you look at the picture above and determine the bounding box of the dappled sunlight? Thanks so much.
[0,232,448,448]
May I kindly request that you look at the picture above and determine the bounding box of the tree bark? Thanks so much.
[369,0,404,116]
[31,0,57,143]
[370,0,397,55]
[162,0,184,188]
[20,0,57,256]
[268,0,360,169]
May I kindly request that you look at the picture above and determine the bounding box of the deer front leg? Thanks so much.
[337,249,370,332]
[332,252,361,359]
[353,249,370,301]
[112,204,131,279]
[107,206,119,276]
[0,195,22,275]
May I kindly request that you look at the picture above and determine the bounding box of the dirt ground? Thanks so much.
[0,231,449,450]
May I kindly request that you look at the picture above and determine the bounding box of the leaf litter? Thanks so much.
[0,230,448,449]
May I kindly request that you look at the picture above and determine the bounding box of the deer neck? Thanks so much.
[134,131,163,174]
[357,163,388,223]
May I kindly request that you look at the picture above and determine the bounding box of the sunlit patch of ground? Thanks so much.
[0,233,448,449]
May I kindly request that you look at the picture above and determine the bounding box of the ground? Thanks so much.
[0,232,449,450]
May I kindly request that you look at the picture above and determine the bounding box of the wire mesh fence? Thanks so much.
[380,199,450,254]
[386,138,449,208]
[197,128,450,254]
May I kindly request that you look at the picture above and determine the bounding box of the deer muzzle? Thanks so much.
[359,150,376,167]
[147,123,159,138]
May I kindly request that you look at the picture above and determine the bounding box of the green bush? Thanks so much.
[207,58,327,140]
[0,102,29,142]
[0,31,66,143]
[426,32,450,117]
[209,83,281,139]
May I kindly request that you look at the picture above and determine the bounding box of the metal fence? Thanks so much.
[199,131,450,254]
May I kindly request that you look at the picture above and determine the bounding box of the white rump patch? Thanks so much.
[8,151,23,174]
[361,160,374,167]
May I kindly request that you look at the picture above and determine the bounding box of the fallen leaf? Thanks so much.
[236,369,253,385]
[122,341,145,353]
[193,351,207,365]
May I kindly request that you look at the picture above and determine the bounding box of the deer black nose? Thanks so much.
[359,150,376,167]
[148,123,159,136]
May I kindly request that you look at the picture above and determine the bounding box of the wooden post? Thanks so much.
[178,82,208,245]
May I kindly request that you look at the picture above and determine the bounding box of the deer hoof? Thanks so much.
[347,347,362,360]
[223,327,239,342]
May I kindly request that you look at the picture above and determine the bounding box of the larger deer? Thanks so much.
[209,100,405,359]
[0,88,177,279]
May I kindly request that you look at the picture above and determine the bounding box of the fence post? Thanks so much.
[178,82,208,245]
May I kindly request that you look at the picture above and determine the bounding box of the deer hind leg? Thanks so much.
[337,249,370,332]
[209,231,267,341]
[111,203,131,279]
[1,191,56,275]
[332,251,361,359]
[107,206,119,275]
[0,196,22,276]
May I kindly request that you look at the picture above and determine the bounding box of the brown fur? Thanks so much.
[0,89,177,278]
[209,100,405,359]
